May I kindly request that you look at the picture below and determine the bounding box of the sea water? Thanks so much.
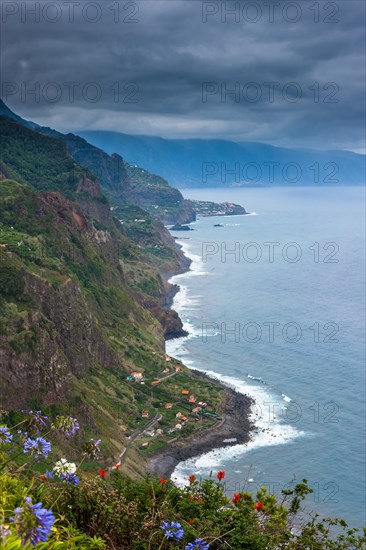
[166,186,366,528]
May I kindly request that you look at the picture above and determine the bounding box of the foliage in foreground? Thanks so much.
[0,411,365,549]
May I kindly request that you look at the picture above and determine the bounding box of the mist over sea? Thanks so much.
[166,186,365,528]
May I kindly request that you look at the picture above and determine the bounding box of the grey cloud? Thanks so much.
[1,0,365,151]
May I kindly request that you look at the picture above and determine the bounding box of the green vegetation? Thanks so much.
[0,119,228,475]
[38,127,195,226]
[115,205,184,273]
[0,414,365,549]
[0,117,85,200]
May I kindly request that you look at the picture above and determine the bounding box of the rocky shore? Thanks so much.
[147,228,254,478]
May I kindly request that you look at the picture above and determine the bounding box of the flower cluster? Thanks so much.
[23,410,48,435]
[0,425,12,445]
[52,415,79,437]
[53,458,76,476]
[52,459,80,484]
[160,521,209,548]
[0,523,11,544]
[23,437,51,459]
[216,470,225,480]
[186,538,210,550]
[160,521,184,541]
[60,473,79,485]
[254,501,265,511]
[10,497,55,546]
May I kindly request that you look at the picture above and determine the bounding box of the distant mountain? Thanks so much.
[0,101,248,222]
[39,127,195,225]
[78,131,365,187]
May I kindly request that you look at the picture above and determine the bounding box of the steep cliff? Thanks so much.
[0,113,240,480]
[0,120,195,456]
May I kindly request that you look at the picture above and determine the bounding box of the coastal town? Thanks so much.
[123,356,219,456]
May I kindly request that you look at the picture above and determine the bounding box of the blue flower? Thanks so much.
[0,425,12,444]
[160,521,184,541]
[45,469,54,480]
[23,410,48,435]
[10,496,55,546]
[23,437,51,459]
[186,538,210,550]
[60,473,79,485]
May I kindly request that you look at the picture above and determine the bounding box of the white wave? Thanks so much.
[166,239,208,342]
[167,232,306,487]
[171,369,307,486]
[281,394,292,403]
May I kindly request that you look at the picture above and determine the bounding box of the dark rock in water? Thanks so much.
[170,223,193,231]
[214,223,224,227]
[147,304,188,340]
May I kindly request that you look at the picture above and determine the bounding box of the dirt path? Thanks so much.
[119,412,162,466]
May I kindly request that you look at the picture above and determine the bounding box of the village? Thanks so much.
[124,355,220,452]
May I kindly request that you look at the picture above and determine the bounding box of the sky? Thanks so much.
[1,0,365,152]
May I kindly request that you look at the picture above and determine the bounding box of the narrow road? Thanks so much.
[119,412,162,466]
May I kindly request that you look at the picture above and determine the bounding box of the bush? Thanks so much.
[0,411,365,549]
[0,265,24,299]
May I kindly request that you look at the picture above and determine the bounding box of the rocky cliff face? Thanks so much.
[0,115,193,413]
[0,270,119,409]
[0,121,170,411]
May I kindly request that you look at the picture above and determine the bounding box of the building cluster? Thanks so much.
[126,360,212,441]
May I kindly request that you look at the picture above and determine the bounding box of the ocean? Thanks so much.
[166,186,366,529]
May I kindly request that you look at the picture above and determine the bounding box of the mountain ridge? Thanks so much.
[78,130,365,187]
[0,100,248,222]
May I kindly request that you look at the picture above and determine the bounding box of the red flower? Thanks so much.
[39,475,45,482]
[232,493,241,503]
[189,475,196,483]
[188,519,195,525]
[159,478,167,484]
[189,495,195,501]
[197,497,202,503]
[114,463,120,469]
[216,470,225,480]
[98,468,107,478]
[254,501,264,510]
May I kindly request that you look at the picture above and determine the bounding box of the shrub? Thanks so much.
[0,410,365,549]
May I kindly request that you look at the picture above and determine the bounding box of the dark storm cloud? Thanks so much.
[1,0,365,151]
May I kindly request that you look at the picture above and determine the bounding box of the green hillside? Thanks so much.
[0,118,227,476]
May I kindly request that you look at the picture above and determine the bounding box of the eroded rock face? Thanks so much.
[145,303,188,340]
[0,316,71,409]
[0,270,120,408]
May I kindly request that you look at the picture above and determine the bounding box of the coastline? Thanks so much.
[147,224,254,479]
